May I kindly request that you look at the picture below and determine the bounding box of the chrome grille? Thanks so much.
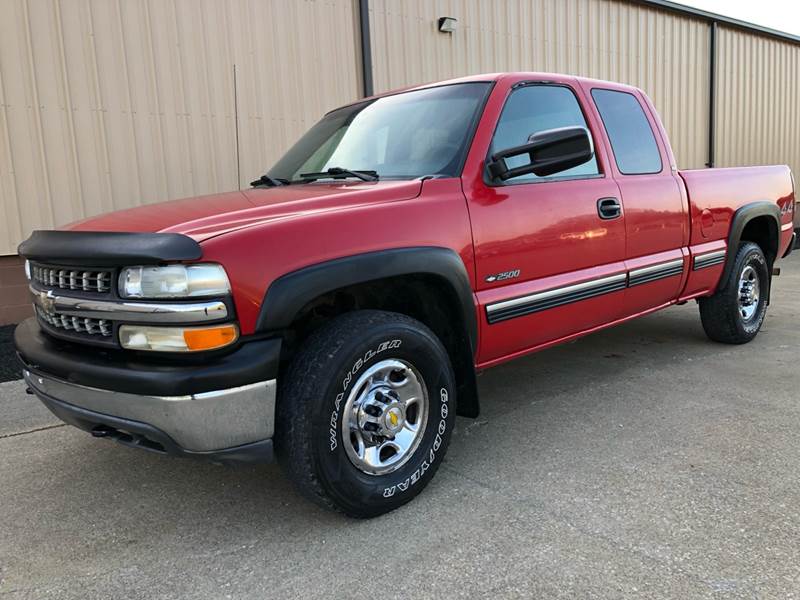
[35,306,112,337]
[31,264,112,293]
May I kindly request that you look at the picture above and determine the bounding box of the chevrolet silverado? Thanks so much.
[15,73,796,517]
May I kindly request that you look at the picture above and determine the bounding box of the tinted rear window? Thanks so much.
[592,89,662,175]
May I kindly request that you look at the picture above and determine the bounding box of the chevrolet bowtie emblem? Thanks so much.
[37,290,56,313]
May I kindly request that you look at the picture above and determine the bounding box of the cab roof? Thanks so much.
[330,72,644,113]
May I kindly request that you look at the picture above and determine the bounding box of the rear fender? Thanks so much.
[721,201,780,301]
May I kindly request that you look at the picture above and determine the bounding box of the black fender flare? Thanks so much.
[257,247,480,417]
[257,247,478,353]
[721,201,780,285]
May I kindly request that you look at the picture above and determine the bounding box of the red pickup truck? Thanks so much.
[15,73,796,517]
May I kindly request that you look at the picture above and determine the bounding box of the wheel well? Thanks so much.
[739,216,779,266]
[280,274,480,418]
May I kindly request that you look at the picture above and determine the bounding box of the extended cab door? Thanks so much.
[582,85,689,315]
[462,76,627,367]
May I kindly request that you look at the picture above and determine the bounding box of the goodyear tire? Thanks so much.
[275,310,457,518]
[699,242,769,344]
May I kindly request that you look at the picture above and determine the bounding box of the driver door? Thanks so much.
[465,81,627,365]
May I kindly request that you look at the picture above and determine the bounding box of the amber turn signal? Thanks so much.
[119,323,239,352]
[183,324,239,351]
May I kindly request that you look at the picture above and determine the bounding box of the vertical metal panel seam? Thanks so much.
[359,0,374,96]
[197,1,220,191]
[170,0,197,196]
[0,35,24,251]
[53,0,86,216]
[142,0,170,200]
[84,0,114,214]
[21,0,56,227]
[707,20,716,167]
[220,1,237,188]
[233,63,240,188]
[269,0,284,170]
[113,0,145,204]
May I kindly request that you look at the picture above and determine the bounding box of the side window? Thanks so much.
[490,85,599,183]
[591,89,663,175]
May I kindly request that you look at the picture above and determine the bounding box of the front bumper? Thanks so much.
[16,318,280,464]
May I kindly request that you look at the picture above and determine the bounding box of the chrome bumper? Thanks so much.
[24,369,276,453]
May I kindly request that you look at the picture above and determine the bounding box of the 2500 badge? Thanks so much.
[485,269,520,283]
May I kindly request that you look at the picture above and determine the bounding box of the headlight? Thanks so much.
[119,264,230,299]
[24,260,31,281]
[119,324,239,352]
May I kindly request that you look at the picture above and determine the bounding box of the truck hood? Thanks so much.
[64,180,424,242]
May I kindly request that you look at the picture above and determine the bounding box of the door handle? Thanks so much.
[597,197,622,220]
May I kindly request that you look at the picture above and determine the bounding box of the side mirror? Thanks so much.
[487,126,594,181]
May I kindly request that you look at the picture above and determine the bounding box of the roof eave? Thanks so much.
[636,0,800,45]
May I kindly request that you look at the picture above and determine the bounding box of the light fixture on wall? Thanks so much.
[438,17,457,33]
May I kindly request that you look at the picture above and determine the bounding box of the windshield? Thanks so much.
[268,82,491,181]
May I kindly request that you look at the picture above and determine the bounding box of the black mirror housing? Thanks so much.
[487,126,594,181]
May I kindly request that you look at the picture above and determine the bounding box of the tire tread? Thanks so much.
[275,310,442,516]
[699,242,767,344]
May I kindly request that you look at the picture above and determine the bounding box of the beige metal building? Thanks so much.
[1,0,798,324]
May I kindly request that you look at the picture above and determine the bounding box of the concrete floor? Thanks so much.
[1,254,798,599]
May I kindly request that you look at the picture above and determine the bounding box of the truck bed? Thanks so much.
[679,165,795,256]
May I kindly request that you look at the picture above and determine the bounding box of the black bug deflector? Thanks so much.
[18,230,202,266]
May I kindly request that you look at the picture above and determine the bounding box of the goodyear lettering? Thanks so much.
[383,387,449,497]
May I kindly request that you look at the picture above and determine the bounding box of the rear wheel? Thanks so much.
[275,310,457,518]
[699,242,769,344]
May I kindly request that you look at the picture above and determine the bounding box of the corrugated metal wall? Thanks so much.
[715,25,800,179]
[1,0,799,262]
[0,0,361,256]
[368,0,711,172]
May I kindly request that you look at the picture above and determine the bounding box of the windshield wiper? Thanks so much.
[297,167,379,182]
[250,174,289,187]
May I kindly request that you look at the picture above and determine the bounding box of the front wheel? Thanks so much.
[275,310,457,518]
[699,242,769,344]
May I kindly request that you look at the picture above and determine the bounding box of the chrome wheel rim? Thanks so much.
[738,264,760,322]
[341,359,428,476]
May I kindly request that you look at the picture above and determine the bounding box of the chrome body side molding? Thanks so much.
[486,255,695,324]
[486,273,628,324]
[628,259,685,287]
[693,249,726,270]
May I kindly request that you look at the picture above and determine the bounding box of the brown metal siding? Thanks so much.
[367,0,710,171]
[0,0,361,257]
[0,256,31,326]
[714,26,800,180]
[0,0,798,268]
